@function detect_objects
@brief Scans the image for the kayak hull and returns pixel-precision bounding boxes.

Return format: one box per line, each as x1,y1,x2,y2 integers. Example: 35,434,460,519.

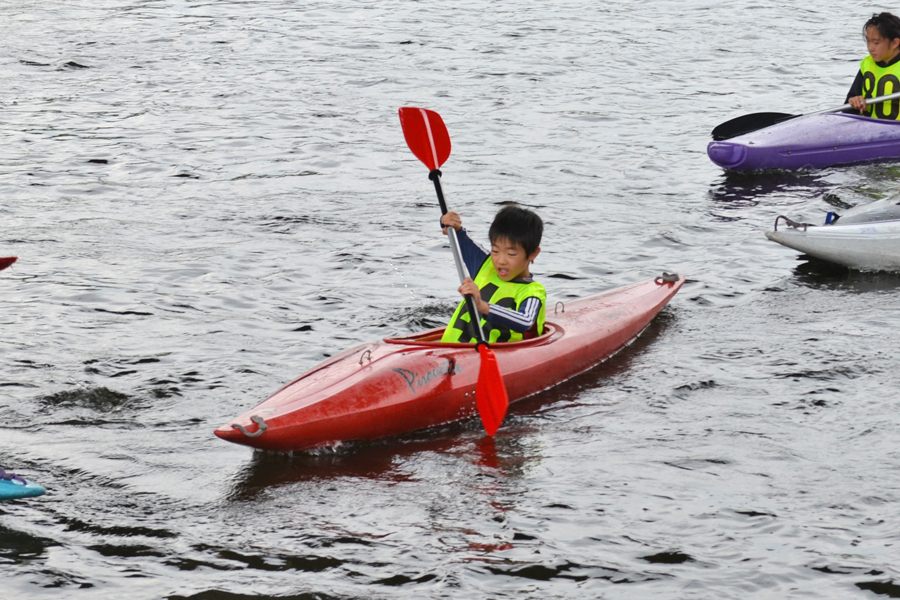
837,195,900,225
0,477,46,501
215,276,685,452
766,219,900,271
0,256,17,271
708,113,900,171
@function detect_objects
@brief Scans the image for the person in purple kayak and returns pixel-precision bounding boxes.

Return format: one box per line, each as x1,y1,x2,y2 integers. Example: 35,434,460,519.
847,12,900,119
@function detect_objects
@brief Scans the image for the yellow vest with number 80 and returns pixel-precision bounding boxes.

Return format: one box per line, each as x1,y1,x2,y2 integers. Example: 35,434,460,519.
860,55,900,119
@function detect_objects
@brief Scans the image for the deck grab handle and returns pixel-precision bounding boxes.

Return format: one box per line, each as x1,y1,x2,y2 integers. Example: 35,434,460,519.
232,415,268,438
359,349,373,365
655,273,680,284
774,215,811,232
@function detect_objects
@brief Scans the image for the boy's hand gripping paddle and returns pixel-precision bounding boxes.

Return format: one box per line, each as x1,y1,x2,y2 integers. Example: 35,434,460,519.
398,106,509,436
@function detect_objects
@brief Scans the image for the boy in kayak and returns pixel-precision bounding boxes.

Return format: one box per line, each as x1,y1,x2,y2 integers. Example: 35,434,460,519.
439,205,545,343
847,12,900,119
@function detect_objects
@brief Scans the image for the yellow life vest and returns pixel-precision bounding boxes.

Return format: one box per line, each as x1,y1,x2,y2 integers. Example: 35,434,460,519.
440,259,546,344
860,55,900,119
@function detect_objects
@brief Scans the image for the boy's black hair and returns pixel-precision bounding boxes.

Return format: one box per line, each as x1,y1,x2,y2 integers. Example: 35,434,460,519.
864,12,900,45
488,205,543,256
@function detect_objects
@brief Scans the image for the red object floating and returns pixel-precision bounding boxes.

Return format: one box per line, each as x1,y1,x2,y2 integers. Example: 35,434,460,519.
215,276,685,452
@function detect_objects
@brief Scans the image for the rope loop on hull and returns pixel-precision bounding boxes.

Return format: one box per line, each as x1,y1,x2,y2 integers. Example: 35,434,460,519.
655,273,680,284
232,415,268,438
773,215,812,232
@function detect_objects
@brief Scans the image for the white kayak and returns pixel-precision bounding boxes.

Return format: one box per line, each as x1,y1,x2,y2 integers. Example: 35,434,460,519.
766,196,900,271
837,195,900,225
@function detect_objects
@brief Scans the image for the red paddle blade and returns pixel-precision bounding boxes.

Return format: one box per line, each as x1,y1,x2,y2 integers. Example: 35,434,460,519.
398,107,451,170
475,345,509,436
0,256,17,272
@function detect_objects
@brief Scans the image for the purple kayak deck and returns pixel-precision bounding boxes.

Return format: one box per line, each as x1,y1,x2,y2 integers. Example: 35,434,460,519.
707,113,900,171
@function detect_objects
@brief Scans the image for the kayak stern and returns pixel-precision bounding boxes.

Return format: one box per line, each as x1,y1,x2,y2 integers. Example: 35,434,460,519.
707,142,748,169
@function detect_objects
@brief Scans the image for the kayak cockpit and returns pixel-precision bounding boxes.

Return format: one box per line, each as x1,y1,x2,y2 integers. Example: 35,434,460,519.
384,323,561,348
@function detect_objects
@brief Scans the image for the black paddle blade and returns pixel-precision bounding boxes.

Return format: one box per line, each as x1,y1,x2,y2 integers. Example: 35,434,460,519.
711,112,797,141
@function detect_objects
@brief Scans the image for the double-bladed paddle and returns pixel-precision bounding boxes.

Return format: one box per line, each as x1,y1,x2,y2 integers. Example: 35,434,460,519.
398,106,509,436
711,91,900,141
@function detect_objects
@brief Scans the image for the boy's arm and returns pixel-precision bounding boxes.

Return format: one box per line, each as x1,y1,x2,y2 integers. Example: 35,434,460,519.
455,279,541,333
454,228,489,278
484,297,542,333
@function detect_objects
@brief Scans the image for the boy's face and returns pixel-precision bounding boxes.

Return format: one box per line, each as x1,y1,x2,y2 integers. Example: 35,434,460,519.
490,237,540,282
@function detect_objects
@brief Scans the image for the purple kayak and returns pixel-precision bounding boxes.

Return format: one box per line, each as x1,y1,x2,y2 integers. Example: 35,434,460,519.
707,113,900,171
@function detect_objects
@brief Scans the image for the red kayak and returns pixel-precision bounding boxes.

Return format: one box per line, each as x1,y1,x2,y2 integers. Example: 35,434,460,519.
0,257,17,271
215,275,685,452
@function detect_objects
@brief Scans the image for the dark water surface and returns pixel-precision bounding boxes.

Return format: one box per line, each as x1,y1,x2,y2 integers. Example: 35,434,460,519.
3,1,900,598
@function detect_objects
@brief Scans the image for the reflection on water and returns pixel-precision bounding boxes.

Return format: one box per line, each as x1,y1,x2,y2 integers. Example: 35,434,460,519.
511,308,675,416
227,438,446,501
791,256,900,292
228,417,547,502
708,169,831,209
0,524,57,563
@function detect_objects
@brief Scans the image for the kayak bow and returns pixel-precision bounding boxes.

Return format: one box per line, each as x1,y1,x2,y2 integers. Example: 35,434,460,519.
708,113,900,171
766,206,900,272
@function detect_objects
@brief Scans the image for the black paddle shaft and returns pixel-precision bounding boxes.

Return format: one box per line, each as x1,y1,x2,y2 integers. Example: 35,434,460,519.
429,169,488,346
